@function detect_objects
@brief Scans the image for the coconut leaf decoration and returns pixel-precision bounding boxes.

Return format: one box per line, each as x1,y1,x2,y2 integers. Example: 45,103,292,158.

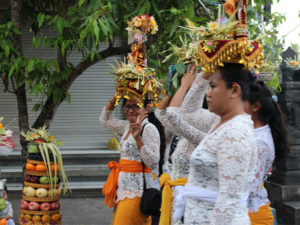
20,125,69,194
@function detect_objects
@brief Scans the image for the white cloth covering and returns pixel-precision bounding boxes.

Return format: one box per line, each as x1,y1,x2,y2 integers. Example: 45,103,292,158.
248,124,275,212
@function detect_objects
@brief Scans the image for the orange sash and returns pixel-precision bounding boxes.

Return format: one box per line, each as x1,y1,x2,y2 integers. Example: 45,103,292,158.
102,159,152,208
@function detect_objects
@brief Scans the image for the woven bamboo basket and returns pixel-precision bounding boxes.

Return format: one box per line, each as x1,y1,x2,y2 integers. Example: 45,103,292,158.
27,159,47,165
24,181,60,189
19,218,61,225
25,170,52,177
22,195,60,202
20,209,60,215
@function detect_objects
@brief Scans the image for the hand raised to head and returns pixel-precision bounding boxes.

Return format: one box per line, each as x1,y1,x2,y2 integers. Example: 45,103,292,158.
181,63,198,89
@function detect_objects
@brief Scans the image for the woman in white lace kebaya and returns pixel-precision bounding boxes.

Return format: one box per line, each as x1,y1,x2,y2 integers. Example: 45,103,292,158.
245,81,289,224
100,96,160,225
170,63,257,225
155,67,210,225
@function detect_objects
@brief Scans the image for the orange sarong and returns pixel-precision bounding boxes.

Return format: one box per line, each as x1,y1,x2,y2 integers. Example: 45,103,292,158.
249,203,274,225
102,159,152,208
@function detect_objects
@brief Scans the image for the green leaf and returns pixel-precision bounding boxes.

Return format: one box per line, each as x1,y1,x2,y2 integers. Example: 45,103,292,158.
54,60,60,73
151,2,161,18
79,0,85,8
98,18,108,36
61,41,66,56
90,51,95,61
4,45,10,58
57,18,63,34
12,28,21,35
32,103,42,112
27,59,35,72
38,14,45,28
67,93,71,104
93,20,100,43
8,65,15,78
175,61,185,74
52,88,63,103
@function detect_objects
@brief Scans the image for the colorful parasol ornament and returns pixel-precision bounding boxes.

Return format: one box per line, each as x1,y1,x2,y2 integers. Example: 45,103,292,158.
113,15,163,107
195,0,264,74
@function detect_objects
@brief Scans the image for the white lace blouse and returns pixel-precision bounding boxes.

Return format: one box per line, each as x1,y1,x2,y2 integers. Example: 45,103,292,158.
154,73,211,180
184,114,257,225
248,124,275,212
99,108,160,202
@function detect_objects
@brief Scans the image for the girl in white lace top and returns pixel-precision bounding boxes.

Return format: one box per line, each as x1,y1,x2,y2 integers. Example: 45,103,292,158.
100,96,160,225
245,81,289,224
170,63,257,225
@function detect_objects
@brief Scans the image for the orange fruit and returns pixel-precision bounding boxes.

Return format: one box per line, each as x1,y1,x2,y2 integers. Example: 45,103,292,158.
51,213,61,221
0,218,7,225
24,214,32,221
19,213,25,219
32,215,41,222
51,164,59,172
41,215,51,222
25,163,36,171
36,164,47,172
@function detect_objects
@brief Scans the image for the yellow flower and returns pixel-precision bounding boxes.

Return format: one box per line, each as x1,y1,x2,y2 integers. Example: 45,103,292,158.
0,123,2,128
50,136,54,142
134,20,142,27
290,61,297,66
207,21,217,29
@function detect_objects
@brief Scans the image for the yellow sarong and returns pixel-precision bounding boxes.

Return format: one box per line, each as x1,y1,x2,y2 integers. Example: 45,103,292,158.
159,173,188,225
111,197,151,225
249,203,274,225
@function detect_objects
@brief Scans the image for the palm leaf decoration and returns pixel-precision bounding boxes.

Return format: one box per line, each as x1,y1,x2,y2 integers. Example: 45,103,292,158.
20,125,69,194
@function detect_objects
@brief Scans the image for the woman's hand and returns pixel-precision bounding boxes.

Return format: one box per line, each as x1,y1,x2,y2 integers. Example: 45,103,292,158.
169,63,198,108
105,94,117,111
180,63,198,89
130,114,147,151
130,114,148,139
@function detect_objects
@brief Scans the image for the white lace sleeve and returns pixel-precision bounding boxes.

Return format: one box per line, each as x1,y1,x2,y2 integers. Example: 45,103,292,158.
211,128,255,225
140,124,160,169
250,139,274,195
163,129,173,174
166,107,218,145
154,109,180,135
179,72,209,113
99,107,127,134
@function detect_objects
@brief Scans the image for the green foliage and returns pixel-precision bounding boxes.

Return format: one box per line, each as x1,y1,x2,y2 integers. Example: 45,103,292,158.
0,0,286,113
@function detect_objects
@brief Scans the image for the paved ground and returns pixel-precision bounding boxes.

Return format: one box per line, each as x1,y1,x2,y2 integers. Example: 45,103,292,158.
10,197,113,225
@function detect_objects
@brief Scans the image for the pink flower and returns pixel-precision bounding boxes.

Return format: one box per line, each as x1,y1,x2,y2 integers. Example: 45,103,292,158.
134,33,143,42
208,41,213,46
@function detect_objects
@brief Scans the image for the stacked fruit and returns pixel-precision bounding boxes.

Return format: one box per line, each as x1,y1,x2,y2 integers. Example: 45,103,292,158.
20,156,61,225
0,180,7,225
19,126,68,225
19,154,62,225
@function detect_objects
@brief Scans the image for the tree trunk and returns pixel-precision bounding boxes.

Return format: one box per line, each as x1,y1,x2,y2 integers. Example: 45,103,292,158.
10,0,29,157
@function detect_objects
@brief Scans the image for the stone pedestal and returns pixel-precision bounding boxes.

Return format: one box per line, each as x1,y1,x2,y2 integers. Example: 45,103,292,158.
265,47,300,225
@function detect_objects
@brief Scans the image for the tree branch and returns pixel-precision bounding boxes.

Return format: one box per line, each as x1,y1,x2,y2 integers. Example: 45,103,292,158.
32,32,162,128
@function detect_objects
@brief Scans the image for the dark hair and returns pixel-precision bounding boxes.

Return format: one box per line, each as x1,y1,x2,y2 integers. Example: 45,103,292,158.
4,185,7,193
218,63,255,101
148,112,166,176
247,81,289,161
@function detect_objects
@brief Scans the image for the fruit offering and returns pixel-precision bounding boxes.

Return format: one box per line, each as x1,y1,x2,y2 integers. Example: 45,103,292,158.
19,126,67,225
